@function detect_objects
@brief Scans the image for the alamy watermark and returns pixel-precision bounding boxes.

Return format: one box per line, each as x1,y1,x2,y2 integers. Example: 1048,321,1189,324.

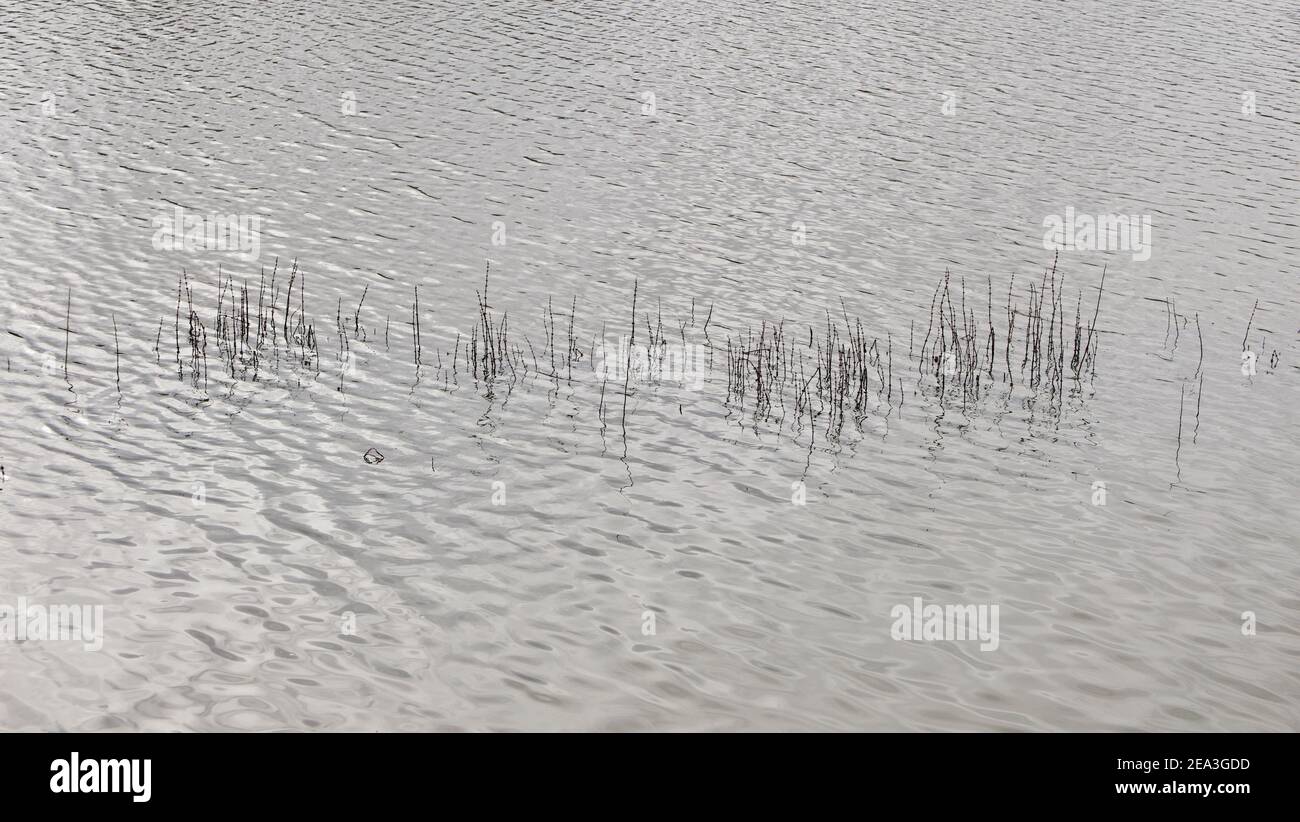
890,596,999,651
0,597,103,651
1042,207,1151,261
152,206,261,261
50,753,150,802
595,336,706,389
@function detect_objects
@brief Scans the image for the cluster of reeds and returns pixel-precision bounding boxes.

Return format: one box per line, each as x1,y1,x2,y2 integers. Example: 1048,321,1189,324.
467,264,521,384
161,260,319,388
130,257,1109,439
721,311,898,436
713,258,1106,437
918,256,1104,407
164,269,207,387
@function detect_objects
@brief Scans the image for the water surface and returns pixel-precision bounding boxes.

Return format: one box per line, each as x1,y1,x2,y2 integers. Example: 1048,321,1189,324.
0,0,1297,730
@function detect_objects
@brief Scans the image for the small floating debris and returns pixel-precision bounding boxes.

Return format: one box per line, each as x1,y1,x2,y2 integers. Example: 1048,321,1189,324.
363,448,385,464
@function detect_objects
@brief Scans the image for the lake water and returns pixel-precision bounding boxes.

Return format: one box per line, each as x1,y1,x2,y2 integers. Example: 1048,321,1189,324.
1,0,1297,730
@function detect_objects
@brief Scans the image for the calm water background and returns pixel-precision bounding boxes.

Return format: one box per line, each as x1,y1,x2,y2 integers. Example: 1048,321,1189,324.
1,0,1297,730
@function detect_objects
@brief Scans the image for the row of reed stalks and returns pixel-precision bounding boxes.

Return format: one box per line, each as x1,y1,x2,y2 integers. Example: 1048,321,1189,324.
138,257,1106,438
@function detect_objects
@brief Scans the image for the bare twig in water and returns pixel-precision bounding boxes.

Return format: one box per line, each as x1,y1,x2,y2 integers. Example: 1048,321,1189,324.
621,278,638,435
63,287,71,379
1194,312,1204,379
1193,372,1203,444
1241,299,1258,352
112,313,121,393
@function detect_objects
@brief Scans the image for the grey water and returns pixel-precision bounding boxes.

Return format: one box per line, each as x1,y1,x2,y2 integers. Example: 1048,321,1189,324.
0,0,1297,730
